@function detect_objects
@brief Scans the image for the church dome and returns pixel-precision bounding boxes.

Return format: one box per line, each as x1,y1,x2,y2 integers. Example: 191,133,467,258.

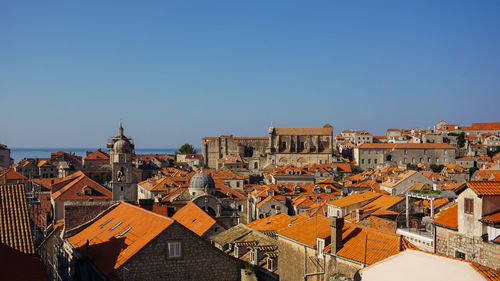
114,140,131,153
189,171,215,190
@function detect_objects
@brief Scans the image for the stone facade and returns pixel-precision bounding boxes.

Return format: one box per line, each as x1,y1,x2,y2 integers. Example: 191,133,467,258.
0,144,11,168
435,225,500,271
63,201,116,230
268,125,334,167
202,135,268,170
65,222,243,281
277,237,363,281
354,143,456,170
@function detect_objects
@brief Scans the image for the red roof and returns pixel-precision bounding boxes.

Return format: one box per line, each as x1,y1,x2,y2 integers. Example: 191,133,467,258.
433,204,458,230
0,168,27,182
466,181,500,196
84,150,109,160
67,202,175,275
172,202,227,236
51,171,112,201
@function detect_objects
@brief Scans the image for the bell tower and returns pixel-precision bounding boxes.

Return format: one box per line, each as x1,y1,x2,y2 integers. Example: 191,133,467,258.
107,121,137,201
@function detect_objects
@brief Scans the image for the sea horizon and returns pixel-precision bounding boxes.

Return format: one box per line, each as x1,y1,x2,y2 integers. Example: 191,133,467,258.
9,147,191,163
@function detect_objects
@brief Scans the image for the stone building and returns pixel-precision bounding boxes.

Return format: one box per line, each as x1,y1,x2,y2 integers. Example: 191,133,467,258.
159,170,250,226
0,144,12,168
202,124,335,172
202,135,268,170
107,121,137,201
433,181,500,271
353,143,456,170
267,124,334,166
62,202,242,281
276,216,414,280
82,149,111,184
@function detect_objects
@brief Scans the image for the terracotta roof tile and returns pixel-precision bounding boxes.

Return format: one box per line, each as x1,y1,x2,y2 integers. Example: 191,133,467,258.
246,213,292,231
329,191,382,208
466,181,500,196
67,202,174,275
432,203,458,230
51,171,112,201
172,202,226,236
84,150,110,160
481,211,500,224
278,216,413,265
0,184,35,254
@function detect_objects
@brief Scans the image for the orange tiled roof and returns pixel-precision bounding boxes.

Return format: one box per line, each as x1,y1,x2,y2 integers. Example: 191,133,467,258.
51,171,112,201
481,211,500,224
278,216,414,265
466,181,500,196
172,202,226,236
0,184,35,254
84,150,110,160
246,213,292,231
361,195,404,213
0,168,27,182
67,202,174,275
316,178,336,185
329,191,382,208
432,203,458,230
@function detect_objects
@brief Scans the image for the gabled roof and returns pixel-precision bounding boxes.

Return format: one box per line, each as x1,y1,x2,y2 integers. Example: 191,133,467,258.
0,184,34,254
172,202,227,237
51,171,112,201
67,202,175,275
0,168,27,182
84,150,110,160
432,203,458,230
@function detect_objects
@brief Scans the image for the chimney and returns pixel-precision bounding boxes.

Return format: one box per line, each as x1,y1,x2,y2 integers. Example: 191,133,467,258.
356,209,364,223
329,217,344,254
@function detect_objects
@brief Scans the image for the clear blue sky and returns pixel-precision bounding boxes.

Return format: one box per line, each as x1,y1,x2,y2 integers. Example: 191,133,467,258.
1,0,499,148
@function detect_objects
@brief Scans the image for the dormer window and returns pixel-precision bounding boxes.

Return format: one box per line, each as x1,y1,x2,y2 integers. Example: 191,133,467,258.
313,186,321,193
465,198,474,214
82,186,92,196
294,186,301,194
325,187,331,194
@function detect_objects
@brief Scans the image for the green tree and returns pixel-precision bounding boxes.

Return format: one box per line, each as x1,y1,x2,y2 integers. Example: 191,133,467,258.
469,166,479,177
176,143,198,154
457,132,466,148
430,164,445,173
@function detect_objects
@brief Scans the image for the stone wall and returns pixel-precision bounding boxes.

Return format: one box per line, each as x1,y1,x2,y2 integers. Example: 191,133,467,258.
64,201,115,231
277,237,363,281
435,226,500,271
112,222,243,281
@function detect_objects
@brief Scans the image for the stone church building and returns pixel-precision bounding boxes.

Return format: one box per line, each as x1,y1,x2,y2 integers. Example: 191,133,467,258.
202,123,334,170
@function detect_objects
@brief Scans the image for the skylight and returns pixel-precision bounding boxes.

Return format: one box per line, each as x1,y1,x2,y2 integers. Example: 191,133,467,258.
99,217,113,228
108,221,122,232
116,226,132,238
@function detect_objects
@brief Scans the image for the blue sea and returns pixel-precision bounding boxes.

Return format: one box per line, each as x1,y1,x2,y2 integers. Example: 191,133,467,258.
10,148,178,163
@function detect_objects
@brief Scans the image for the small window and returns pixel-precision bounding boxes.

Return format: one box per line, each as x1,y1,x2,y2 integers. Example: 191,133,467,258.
455,251,465,259
316,238,325,258
238,205,243,212
168,242,182,258
465,198,474,214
